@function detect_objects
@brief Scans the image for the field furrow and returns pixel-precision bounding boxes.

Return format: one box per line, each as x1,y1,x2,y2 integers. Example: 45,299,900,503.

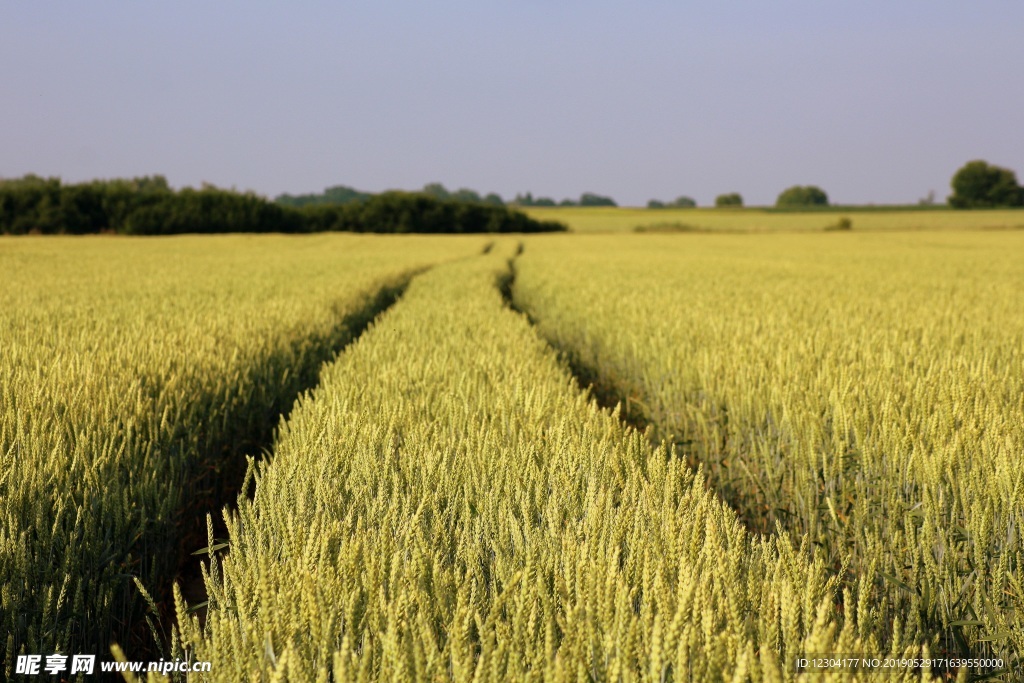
511,232,1024,675
176,244,927,682
0,234,483,671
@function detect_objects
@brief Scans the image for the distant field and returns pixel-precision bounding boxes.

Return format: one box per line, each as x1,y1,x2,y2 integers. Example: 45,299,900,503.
522,205,1024,233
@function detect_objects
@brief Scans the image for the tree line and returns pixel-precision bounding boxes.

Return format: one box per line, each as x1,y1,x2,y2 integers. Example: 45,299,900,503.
298,191,565,234
650,160,1024,209
0,176,566,235
511,191,617,207
4,159,1018,236
278,183,620,209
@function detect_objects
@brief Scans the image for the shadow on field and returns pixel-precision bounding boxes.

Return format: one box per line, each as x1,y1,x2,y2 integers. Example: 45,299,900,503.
497,246,650,435
498,248,798,541
497,248,772,540
150,270,423,657
498,251,1005,673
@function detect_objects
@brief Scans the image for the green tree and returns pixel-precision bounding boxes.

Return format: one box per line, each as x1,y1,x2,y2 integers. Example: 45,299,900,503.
451,188,482,203
275,185,370,207
579,192,616,207
948,160,1024,208
776,185,829,207
647,199,666,209
671,196,697,208
715,193,743,207
421,183,451,200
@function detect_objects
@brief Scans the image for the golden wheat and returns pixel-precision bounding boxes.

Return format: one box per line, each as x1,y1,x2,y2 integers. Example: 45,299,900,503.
513,231,1024,676
175,242,926,681
0,233,482,676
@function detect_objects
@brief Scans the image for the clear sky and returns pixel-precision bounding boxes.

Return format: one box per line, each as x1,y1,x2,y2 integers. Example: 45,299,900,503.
3,2,1022,207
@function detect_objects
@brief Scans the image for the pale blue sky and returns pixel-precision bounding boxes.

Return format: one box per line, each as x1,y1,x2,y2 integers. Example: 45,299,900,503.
2,2,1022,206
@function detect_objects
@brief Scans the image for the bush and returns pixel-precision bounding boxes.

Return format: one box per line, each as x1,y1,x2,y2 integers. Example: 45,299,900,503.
776,185,829,208
634,222,701,233
579,192,617,207
715,193,743,207
648,196,696,209
824,217,853,231
948,160,1024,208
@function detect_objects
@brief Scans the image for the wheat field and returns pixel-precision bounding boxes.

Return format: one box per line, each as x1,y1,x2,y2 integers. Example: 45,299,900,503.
174,243,924,681
0,234,483,677
513,231,1024,677
2,230,1018,681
